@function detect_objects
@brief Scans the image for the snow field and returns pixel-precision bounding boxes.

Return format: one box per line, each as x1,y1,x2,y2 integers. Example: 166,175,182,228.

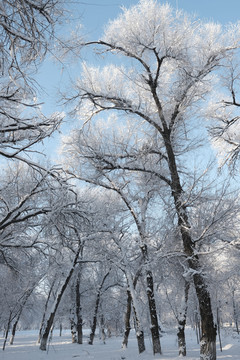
0,328,239,360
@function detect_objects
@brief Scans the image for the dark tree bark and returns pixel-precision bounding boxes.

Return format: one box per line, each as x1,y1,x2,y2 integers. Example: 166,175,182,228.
3,287,34,349
122,271,140,349
176,281,190,356
88,270,110,345
216,305,222,352
9,288,34,345
38,278,56,344
132,303,145,354
75,273,83,344
40,246,81,351
136,331,145,354
126,269,146,354
232,289,239,334
177,324,186,356
9,320,18,346
2,312,12,351
163,131,217,360
122,289,132,349
119,193,162,355
145,267,162,355
100,314,106,344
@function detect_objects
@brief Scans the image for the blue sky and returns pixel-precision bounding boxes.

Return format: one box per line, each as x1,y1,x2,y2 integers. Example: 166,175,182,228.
40,0,240,104
80,0,240,34
37,0,240,159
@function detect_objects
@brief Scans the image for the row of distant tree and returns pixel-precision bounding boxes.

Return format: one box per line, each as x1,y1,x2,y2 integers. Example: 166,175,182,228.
1,1,240,359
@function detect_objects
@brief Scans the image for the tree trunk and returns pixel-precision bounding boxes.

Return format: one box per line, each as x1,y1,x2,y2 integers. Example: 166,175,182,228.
139,241,162,354
194,309,201,344
10,288,34,345
100,314,106,344
193,268,216,360
177,281,189,356
40,247,81,351
232,289,239,334
163,133,217,360
122,289,132,348
59,323,62,336
38,279,56,344
136,330,145,354
129,284,145,353
9,318,18,345
75,271,83,344
119,192,161,354
70,312,77,343
88,293,100,345
145,267,162,355
132,304,145,354
2,312,12,351
216,306,222,352
88,270,110,345
40,311,55,351
177,322,187,356
124,267,146,354
122,271,140,349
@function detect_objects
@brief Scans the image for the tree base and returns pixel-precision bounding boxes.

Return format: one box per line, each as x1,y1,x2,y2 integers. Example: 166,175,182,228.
200,338,216,360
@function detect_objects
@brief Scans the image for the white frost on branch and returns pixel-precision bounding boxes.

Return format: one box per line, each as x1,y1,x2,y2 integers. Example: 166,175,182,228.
205,90,240,165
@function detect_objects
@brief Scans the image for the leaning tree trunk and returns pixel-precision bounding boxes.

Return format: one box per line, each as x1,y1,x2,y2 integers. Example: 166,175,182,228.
89,270,110,345
9,311,23,346
9,320,18,346
40,246,81,351
10,288,34,345
38,278,56,344
2,312,12,351
164,134,217,360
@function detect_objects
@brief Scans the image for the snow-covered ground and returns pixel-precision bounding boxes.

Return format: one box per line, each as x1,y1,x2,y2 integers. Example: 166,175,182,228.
0,328,239,360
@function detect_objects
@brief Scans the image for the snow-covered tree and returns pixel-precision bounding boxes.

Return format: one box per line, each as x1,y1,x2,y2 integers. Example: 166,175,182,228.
62,1,240,359
61,121,165,353
207,55,240,167
0,0,64,165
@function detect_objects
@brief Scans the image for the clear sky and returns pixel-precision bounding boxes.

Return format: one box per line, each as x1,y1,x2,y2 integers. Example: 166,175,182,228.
36,0,240,159
80,0,240,35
